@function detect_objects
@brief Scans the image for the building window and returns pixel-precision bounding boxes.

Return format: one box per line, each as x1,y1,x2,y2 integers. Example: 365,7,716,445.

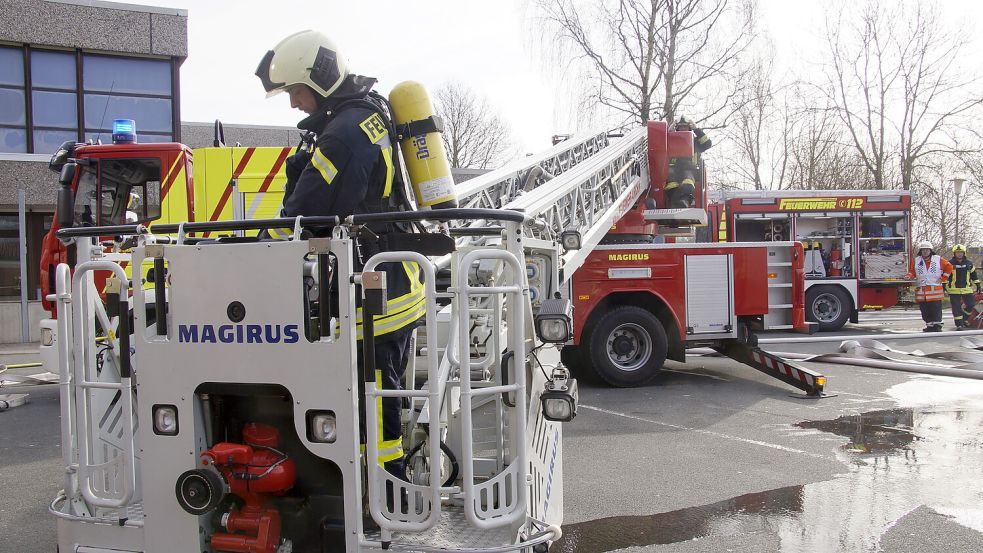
31,50,79,154
0,215,21,298
0,46,177,154
0,213,53,301
0,47,27,153
83,54,173,143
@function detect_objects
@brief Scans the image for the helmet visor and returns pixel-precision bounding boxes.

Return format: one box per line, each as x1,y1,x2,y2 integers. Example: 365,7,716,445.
255,50,287,97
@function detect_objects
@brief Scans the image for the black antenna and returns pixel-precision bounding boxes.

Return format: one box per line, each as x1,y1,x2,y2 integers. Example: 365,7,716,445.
94,80,116,144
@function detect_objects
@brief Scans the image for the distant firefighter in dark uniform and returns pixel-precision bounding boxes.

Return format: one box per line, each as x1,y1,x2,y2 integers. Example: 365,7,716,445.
666,117,712,209
946,244,980,330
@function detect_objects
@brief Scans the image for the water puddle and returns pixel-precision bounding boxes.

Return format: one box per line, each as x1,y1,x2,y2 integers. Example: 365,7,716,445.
554,407,983,552
553,485,804,552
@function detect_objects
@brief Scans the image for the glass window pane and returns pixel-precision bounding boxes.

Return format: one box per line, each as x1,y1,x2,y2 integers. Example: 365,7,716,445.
0,217,18,231
0,48,24,86
83,56,171,95
31,50,76,90
84,132,172,145
84,94,171,132
0,128,27,153
34,130,79,155
32,90,77,128
0,243,21,297
0,215,20,298
132,133,172,143
0,88,26,125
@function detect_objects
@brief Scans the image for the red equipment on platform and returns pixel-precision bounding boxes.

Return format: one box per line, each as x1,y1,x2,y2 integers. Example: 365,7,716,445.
177,423,296,553
829,244,843,277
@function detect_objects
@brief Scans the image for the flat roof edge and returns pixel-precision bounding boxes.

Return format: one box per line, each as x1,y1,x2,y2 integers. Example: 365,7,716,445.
44,0,188,17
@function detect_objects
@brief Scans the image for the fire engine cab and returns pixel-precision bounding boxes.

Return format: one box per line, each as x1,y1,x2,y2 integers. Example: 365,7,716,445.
40,119,292,315
705,190,914,331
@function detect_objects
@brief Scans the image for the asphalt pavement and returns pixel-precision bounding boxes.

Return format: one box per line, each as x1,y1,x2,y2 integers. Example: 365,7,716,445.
556,316,983,553
4,314,983,552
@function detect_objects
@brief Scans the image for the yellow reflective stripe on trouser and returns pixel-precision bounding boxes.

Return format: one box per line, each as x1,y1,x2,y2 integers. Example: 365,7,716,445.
376,369,403,465
354,262,425,338
311,148,339,184
270,227,292,239
356,298,426,340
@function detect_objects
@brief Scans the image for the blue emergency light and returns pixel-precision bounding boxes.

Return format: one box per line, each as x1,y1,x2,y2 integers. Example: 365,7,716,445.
112,119,137,144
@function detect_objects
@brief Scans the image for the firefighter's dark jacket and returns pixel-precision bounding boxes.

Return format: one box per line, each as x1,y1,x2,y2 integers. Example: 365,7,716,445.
947,256,980,295
282,100,424,340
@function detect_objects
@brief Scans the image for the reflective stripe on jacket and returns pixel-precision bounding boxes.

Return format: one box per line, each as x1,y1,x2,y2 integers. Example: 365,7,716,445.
915,255,953,303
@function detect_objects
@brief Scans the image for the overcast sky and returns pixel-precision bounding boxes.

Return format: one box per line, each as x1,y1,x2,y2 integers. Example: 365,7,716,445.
147,0,983,154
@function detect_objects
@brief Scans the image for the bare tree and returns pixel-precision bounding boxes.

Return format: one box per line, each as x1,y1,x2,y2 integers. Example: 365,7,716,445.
822,2,983,190
822,5,900,189
432,82,514,170
533,0,756,127
721,56,790,190
897,4,983,190
783,105,874,191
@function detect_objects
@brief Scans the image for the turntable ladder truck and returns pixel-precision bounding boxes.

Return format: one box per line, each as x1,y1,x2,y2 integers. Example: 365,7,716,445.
46,122,825,553
443,122,827,393
44,128,645,553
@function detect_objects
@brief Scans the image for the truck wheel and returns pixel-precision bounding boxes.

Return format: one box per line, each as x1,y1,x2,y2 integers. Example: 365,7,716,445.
806,285,851,331
588,306,667,387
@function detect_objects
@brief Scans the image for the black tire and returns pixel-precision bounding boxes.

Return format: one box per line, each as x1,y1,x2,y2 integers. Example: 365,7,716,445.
805,285,852,332
588,306,668,387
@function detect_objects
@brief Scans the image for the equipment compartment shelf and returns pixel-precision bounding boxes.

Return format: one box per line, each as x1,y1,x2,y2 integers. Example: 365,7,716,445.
859,237,905,241
797,235,852,239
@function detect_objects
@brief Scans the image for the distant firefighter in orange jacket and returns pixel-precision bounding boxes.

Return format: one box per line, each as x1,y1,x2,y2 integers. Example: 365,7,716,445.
914,241,953,332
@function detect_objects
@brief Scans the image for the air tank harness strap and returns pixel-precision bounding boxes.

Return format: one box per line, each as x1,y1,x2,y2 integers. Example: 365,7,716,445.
395,115,444,140
356,226,456,260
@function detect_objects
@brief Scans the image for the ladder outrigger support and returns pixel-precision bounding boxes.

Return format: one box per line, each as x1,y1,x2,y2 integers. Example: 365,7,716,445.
714,340,827,397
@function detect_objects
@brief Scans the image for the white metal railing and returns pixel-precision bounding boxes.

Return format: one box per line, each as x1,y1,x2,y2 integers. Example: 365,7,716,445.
55,264,77,502
70,260,137,509
454,249,528,530
363,252,443,537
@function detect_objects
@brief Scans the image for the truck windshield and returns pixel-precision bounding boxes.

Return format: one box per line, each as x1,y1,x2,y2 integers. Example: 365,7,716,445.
74,158,163,226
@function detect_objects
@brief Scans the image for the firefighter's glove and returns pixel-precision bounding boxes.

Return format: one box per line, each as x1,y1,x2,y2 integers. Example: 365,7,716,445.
285,149,312,184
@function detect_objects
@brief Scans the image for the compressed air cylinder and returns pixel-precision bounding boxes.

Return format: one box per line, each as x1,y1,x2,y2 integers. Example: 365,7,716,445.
388,81,458,209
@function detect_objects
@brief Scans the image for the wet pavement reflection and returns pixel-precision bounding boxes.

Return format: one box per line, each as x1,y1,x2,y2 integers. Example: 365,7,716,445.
554,408,983,552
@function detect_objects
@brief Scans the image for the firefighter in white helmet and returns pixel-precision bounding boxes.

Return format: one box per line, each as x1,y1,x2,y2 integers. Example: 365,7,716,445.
256,30,424,479
914,241,953,332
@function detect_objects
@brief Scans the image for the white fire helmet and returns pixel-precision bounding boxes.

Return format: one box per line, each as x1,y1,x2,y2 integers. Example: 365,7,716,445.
256,30,349,99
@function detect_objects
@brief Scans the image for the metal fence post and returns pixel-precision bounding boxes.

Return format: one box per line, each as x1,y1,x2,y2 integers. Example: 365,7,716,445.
18,189,29,342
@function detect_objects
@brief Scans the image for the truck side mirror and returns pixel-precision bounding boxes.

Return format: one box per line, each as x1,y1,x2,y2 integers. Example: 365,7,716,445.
57,183,75,229
57,161,77,228
59,161,77,186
